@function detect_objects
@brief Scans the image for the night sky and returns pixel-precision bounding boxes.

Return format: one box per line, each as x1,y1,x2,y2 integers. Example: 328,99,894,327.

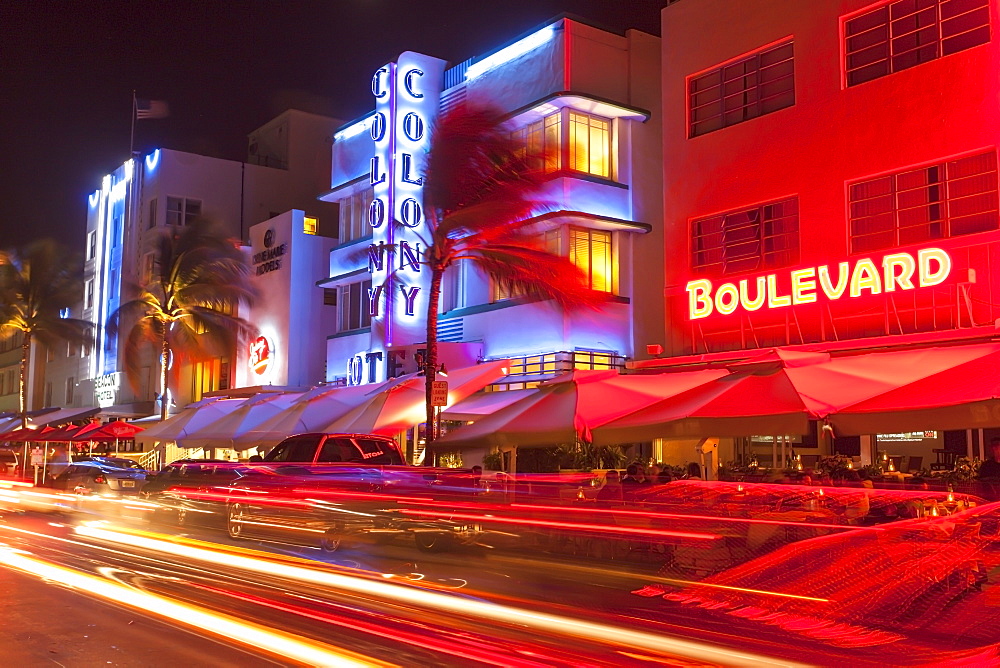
1,0,664,249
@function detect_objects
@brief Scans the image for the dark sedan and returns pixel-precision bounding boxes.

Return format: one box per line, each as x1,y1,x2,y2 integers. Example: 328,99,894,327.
51,460,147,496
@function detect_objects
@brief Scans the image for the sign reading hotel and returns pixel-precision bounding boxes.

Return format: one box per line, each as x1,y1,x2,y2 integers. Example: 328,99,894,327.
353,52,445,385
686,247,952,320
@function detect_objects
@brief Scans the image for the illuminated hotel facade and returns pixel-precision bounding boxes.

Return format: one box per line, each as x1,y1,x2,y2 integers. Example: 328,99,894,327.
58,110,339,417
646,0,997,463
320,17,663,392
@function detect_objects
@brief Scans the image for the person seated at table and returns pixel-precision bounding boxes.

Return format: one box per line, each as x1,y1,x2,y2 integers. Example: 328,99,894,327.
685,462,702,480
978,437,1000,481
621,464,650,500
596,469,623,504
657,466,674,484
647,463,663,485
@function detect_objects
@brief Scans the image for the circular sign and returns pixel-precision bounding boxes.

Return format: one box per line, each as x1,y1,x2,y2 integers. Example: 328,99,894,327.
263,229,275,248
249,336,272,376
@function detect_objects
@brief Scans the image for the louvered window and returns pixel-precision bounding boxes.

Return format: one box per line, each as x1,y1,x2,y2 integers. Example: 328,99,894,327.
691,198,799,275
337,279,373,332
849,150,999,253
845,0,991,87
689,40,795,137
570,228,613,292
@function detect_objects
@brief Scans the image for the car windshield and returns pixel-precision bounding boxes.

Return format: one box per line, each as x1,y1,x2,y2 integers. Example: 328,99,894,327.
263,436,318,462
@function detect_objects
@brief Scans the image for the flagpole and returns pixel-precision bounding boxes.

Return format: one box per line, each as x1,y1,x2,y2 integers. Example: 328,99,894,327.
129,90,137,156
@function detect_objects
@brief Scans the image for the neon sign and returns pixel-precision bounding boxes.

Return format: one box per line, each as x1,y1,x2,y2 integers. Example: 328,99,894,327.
686,247,952,320
354,51,444,385
249,336,273,377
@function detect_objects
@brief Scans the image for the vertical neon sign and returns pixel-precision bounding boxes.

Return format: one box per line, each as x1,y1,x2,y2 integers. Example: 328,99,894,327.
355,52,444,385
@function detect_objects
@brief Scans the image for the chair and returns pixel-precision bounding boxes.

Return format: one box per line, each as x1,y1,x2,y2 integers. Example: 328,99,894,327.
906,456,922,473
931,449,958,470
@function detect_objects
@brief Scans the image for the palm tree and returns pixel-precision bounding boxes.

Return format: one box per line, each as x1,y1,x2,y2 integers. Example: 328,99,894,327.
0,240,92,428
108,219,256,421
419,105,604,450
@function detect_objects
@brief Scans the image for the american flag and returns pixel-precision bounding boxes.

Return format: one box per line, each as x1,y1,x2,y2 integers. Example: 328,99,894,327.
135,98,169,120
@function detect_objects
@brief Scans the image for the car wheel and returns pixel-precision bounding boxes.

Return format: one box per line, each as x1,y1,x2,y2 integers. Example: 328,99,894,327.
415,531,451,553
319,523,346,553
227,503,247,539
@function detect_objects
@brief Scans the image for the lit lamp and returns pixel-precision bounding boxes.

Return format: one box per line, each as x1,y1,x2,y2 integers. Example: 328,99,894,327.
888,461,896,472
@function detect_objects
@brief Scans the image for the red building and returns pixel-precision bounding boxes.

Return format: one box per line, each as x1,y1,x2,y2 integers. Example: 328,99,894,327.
649,0,997,464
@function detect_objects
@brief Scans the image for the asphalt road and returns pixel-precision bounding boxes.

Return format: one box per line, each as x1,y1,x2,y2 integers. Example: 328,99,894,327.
0,504,996,667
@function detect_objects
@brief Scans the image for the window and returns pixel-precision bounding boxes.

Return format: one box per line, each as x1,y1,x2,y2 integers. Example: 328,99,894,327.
845,0,990,87
218,359,231,391
141,253,155,284
339,189,374,243
689,40,795,137
570,228,613,292
323,288,337,306
88,231,97,260
849,150,998,253
67,340,75,357
568,112,610,178
65,377,75,405
148,198,157,229
44,382,52,408
46,345,55,362
512,109,611,178
0,373,5,396
303,216,318,235
112,214,121,247
166,197,201,226
337,279,372,332
492,230,560,302
691,197,800,275
85,280,94,309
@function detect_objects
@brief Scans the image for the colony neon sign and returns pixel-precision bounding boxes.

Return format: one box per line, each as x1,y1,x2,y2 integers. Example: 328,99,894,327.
686,247,952,320
353,52,444,384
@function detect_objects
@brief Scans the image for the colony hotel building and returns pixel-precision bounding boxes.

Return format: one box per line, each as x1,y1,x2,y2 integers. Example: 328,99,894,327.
646,0,997,465
320,16,663,393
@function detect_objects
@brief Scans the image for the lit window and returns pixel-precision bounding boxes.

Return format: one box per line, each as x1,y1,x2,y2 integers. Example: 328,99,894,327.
570,228,613,292
337,279,373,332
339,189,374,243
569,112,610,178
691,197,799,275
849,150,998,253
304,216,318,235
166,197,201,226
491,230,561,302
689,40,795,137
845,0,990,87
512,109,611,179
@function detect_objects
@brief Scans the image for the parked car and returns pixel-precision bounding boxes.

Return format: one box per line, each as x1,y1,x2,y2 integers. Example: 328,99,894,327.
142,459,243,526
50,460,147,496
0,449,19,476
226,433,481,552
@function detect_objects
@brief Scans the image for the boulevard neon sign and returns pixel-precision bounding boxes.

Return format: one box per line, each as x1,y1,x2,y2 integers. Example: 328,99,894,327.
686,247,952,320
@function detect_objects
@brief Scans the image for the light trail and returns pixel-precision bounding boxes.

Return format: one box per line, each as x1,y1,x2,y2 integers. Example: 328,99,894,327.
76,523,806,667
0,545,392,667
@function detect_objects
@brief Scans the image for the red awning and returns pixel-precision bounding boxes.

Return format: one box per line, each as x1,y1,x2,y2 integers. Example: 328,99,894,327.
71,420,144,442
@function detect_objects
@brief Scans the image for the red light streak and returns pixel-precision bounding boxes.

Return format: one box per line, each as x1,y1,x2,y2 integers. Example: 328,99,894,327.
396,509,721,541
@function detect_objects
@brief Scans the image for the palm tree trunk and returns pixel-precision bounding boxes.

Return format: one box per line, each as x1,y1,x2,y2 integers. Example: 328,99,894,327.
423,267,444,465
19,331,31,429
160,333,169,422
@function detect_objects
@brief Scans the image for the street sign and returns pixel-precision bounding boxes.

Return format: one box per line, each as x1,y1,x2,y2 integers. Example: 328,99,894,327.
30,448,43,466
430,380,449,406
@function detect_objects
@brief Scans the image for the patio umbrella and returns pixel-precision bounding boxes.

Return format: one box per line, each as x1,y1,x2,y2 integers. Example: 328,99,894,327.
181,392,304,449
433,367,728,449
321,359,512,436
827,342,1000,435
71,420,145,441
236,384,389,448
141,397,248,443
